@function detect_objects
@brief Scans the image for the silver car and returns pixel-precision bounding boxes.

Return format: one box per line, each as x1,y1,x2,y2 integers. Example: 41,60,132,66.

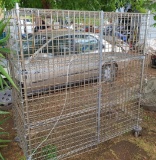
15,33,130,95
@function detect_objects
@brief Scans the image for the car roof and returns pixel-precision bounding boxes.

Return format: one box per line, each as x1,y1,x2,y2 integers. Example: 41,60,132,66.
33,28,100,39
74,38,97,44
53,32,99,39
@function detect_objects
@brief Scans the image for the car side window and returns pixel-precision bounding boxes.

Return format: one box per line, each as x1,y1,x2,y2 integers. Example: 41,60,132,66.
34,35,40,45
53,36,72,55
35,35,45,45
75,35,99,53
74,35,85,39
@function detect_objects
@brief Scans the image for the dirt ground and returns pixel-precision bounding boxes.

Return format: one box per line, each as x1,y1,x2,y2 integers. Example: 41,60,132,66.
68,109,156,160
0,108,156,160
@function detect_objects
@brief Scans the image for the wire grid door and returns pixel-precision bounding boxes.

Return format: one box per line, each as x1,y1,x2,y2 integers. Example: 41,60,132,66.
140,13,156,110
6,6,149,160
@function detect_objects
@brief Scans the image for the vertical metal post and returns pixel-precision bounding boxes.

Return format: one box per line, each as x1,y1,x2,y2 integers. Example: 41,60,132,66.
112,18,116,54
15,3,31,158
137,11,150,128
15,3,29,118
97,11,104,143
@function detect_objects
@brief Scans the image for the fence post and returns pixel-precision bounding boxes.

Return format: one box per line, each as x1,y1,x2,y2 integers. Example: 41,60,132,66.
134,11,151,135
15,2,31,158
97,10,104,143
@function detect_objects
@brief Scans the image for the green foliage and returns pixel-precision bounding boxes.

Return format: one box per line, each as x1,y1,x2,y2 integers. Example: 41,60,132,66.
0,0,20,10
42,145,57,160
0,18,18,91
0,19,18,160
0,153,5,160
0,0,156,13
19,156,26,160
0,110,11,160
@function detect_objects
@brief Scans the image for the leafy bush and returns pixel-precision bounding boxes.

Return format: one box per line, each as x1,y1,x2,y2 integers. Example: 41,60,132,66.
0,15,18,160
0,18,18,91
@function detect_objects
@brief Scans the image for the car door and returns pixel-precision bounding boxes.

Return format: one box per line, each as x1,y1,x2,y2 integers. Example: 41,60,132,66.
68,34,100,83
39,34,100,87
24,34,100,94
26,35,73,91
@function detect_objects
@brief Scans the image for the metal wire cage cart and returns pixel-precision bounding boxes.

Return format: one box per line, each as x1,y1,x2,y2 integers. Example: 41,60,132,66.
5,4,149,160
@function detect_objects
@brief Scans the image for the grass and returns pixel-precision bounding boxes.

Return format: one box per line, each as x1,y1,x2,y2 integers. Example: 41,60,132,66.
42,144,57,160
129,138,156,160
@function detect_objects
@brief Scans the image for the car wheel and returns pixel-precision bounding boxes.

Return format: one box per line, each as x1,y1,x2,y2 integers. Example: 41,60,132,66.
101,63,117,82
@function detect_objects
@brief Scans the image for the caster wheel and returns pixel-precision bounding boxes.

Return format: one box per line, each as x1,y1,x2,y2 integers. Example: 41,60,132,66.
101,63,118,82
14,136,22,149
134,131,139,137
133,126,142,137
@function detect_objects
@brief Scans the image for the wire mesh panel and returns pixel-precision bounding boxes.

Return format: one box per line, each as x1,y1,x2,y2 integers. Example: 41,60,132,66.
5,5,149,160
139,13,156,110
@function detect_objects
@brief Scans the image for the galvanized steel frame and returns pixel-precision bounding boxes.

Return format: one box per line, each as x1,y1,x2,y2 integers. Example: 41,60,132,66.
5,4,150,160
